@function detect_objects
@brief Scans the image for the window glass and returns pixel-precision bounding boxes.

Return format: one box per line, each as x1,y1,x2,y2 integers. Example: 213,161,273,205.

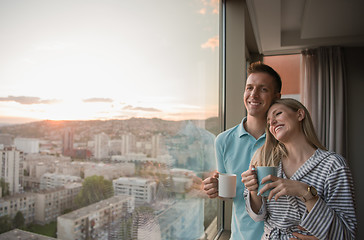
0,0,220,239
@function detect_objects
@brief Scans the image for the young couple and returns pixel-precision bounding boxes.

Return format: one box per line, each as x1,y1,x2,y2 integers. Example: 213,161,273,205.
203,62,357,239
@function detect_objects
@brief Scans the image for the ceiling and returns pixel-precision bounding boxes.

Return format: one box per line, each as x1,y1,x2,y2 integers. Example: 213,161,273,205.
246,0,364,55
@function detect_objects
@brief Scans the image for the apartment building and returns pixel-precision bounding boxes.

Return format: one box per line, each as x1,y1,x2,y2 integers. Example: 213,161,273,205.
23,154,72,179
14,138,39,154
113,177,157,206
40,173,81,190
0,192,36,224
57,195,134,240
151,134,165,158
111,153,175,167
55,162,83,177
62,127,74,156
94,133,109,159
34,183,82,224
0,146,23,195
84,163,135,180
120,134,136,155
22,176,41,190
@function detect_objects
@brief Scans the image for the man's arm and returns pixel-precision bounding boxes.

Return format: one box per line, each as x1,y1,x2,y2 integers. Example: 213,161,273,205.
202,171,219,198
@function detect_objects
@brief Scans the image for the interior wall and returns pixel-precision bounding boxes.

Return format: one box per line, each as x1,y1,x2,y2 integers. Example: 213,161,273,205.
344,46,364,239
223,0,247,232
225,0,246,130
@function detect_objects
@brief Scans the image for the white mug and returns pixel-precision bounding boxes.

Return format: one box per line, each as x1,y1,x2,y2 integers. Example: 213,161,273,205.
218,173,236,198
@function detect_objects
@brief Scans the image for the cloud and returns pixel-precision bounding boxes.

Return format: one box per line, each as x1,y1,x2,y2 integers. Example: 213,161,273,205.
201,36,219,51
83,98,114,103
199,8,207,14
122,105,161,112
198,0,219,14
0,96,59,105
210,0,219,14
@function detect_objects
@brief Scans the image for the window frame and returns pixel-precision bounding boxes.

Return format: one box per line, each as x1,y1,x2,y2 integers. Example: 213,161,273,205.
215,0,253,239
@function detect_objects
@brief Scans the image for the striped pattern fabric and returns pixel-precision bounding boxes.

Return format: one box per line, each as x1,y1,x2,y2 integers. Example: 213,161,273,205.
244,149,357,239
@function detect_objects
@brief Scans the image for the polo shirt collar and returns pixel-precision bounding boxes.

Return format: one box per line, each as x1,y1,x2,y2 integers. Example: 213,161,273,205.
238,117,249,137
237,117,266,140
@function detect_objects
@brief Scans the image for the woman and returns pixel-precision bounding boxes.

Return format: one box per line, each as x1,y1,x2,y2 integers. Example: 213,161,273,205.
241,98,357,239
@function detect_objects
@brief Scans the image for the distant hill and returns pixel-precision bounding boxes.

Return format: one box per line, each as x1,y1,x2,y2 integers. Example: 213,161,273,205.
0,117,220,142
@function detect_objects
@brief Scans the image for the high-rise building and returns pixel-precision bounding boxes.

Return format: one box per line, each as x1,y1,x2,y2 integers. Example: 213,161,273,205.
108,139,122,155
151,134,165,158
62,128,74,156
14,138,39,154
121,134,135,155
0,146,23,195
94,133,109,159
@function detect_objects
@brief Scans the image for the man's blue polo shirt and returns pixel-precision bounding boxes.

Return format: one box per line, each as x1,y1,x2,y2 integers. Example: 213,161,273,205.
215,117,265,240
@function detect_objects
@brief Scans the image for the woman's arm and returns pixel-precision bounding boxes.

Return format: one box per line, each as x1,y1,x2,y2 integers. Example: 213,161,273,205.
300,165,357,240
250,188,263,213
243,188,266,222
260,164,356,239
242,165,265,221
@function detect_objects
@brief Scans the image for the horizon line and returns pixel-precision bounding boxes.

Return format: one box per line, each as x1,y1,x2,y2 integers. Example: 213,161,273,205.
0,116,220,126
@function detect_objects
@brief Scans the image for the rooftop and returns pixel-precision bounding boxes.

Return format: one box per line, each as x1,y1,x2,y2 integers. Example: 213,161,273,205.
58,195,133,220
0,229,56,240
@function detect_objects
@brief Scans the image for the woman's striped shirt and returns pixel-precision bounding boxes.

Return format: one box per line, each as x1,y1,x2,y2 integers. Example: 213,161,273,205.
244,149,357,239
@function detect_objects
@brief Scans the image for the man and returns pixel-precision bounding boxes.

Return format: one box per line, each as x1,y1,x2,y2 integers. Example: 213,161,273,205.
203,62,281,239
203,62,318,240
166,121,217,240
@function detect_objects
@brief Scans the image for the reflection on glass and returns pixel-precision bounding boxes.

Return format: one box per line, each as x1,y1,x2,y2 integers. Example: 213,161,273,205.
0,0,220,239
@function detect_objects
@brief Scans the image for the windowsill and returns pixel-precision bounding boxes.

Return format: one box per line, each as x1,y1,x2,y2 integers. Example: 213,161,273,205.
204,217,231,240
217,230,231,240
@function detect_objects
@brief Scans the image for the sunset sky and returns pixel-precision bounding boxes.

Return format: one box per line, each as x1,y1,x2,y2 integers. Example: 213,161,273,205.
0,0,219,124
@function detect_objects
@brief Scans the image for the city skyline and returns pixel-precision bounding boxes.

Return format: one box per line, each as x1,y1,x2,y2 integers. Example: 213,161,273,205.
0,110,218,239
0,0,219,125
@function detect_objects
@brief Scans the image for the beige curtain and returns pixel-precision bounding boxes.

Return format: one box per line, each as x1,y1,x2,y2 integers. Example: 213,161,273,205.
301,47,347,157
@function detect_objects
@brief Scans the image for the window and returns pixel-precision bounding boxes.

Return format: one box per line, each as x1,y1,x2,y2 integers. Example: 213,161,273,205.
0,0,221,239
263,54,301,100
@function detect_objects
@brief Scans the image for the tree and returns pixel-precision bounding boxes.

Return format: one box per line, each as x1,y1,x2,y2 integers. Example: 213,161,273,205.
62,208,73,214
0,215,12,234
80,170,85,179
0,178,10,197
75,175,114,207
13,211,25,229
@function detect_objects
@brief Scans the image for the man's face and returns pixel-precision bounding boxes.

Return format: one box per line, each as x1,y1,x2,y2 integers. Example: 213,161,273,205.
243,72,280,118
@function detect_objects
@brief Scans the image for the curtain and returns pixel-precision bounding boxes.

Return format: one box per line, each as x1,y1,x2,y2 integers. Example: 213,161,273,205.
301,47,347,158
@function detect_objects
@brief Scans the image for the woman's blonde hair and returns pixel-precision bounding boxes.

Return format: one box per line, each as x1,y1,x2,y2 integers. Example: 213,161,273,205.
252,98,327,167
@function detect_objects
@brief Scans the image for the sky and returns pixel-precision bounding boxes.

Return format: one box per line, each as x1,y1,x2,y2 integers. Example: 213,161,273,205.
0,0,219,124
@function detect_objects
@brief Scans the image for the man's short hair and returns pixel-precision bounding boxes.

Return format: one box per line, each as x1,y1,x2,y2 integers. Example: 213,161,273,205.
247,62,282,93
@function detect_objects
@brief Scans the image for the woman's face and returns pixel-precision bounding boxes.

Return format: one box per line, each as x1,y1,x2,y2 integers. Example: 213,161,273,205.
267,103,303,143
